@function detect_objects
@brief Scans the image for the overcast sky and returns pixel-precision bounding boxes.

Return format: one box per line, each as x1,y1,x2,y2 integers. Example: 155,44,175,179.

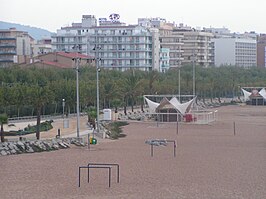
1,0,265,33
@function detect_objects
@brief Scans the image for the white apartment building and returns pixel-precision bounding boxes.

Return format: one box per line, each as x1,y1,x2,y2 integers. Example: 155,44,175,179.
88,24,159,71
51,15,97,54
52,15,160,71
212,37,257,67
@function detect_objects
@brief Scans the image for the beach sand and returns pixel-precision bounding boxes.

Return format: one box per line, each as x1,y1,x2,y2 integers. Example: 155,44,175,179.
1,105,266,199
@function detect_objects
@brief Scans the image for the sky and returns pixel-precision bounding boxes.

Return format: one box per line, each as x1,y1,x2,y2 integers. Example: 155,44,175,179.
1,0,266,33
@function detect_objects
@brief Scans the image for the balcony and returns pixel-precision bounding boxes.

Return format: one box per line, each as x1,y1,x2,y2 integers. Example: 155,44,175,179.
0,37,16,40
0,51,16,55
0,44,16,47
0,59,13,62
100,64,152,68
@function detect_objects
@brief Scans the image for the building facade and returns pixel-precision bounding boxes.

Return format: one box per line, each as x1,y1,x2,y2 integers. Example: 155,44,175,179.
88,24,158,71
138,18,184,68
174,29,213,67
51,15,97,54
51,15,262,71
0,28,33,66
52,15,159,71
139,19,213,68
257,34,266,68
159,29,184,68
32,38,53,57
159,48,170,72
212,37,257,67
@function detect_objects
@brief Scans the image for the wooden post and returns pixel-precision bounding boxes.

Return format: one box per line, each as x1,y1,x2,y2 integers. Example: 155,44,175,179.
233,121,236,136
176,120,179,135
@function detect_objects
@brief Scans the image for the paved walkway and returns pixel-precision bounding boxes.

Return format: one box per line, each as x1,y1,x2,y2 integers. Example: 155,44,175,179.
5,116,98,141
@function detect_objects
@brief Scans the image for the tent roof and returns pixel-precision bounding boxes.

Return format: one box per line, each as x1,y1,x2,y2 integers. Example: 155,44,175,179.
241,88,266,101
144,97,160,113
145,96,196,116
156,97,177,111
259,88,266,99
241,88,251,101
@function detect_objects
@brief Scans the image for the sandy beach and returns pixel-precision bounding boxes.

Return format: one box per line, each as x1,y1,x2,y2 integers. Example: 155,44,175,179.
0,105,266,199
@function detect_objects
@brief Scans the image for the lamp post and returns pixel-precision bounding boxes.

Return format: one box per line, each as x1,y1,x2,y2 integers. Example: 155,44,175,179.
192,49,196,97
92,31,101,133
96,66,100,133
73,57,80,138
178,67,181,101
62,99,65,119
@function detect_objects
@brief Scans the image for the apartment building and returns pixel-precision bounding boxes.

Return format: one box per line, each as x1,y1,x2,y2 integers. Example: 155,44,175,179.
159,48,170,72
52,15,261,71
139,18,183,69
159,29,184,68
51,15,97,54
0,28,33,66
32,38,52,57
173,27,214,67
139,18,213,68
88,24,159,71
257,34,266,68
212,37,257,67
52,15,160,71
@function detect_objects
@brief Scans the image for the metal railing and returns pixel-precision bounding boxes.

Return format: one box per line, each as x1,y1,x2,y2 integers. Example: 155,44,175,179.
78,163,120,187
145,139,177,157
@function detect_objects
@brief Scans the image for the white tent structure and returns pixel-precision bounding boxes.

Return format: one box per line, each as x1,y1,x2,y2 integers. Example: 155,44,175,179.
144,95,217,124
144,96,196,116
241,88,252,101
144,97,160,113
259,88,266,100
241,87,266,105
170,97,195,115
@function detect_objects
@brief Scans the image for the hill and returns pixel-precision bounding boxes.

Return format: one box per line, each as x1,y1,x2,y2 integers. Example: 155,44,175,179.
0,21,53,40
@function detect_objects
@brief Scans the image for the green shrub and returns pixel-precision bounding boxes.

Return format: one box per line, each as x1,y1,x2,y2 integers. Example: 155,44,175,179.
105,121,128,139
5,120,53,136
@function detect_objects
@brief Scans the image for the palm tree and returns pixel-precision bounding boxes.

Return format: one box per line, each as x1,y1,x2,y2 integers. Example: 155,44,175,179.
122,70,143,112
27,84,54,140
0,114,8,142
111,98,122,114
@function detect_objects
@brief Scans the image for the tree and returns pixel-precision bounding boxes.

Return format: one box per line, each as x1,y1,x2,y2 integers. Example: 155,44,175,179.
111,98,122,113
122,70,143,112
87,107,97,129
136,95,145,112
142,71,159,95
0,113,8,142
27,84,54,140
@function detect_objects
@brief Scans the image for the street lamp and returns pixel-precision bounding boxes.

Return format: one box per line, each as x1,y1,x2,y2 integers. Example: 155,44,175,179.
62,99,65,119
192,49,196,97
178,67,181,101
96,67,100,133
73,57,81,137
93,31,101,133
